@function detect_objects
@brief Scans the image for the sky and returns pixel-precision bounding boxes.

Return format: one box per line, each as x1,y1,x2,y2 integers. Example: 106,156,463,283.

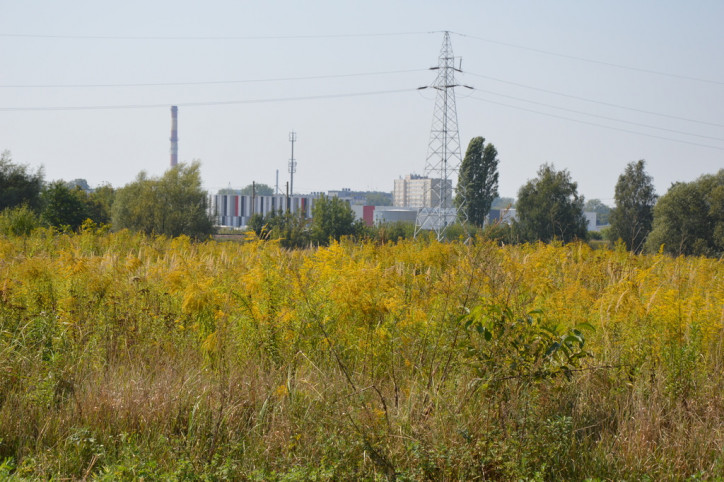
1,1,722,203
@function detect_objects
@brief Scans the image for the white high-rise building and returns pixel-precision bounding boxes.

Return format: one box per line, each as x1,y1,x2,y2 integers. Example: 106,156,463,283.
393,175,453,208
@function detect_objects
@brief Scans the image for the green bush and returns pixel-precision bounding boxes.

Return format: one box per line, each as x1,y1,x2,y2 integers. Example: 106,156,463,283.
0,205,40,236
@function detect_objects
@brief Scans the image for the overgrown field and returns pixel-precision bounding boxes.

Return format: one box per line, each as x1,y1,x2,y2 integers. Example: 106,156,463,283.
0,230,722,480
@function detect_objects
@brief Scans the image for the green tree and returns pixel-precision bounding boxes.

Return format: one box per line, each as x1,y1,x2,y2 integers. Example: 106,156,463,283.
111,172,156,234
492,197,515,209
40,182,89,230
374,221,415,242
217,187,241,195
515,164,587,243
645,169,724,257
456,137,500,227
41,180,114,230
0,204,40,236
365,192,392,206
249,210,310,248
0,150,44,212
608,160,657,253
310,195,357,245
584,199,611,226
85,184,115,225
112,162,215,238
241,183,274,196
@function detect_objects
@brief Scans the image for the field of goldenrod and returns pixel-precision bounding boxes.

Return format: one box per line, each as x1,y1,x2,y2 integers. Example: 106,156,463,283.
0,229,722,479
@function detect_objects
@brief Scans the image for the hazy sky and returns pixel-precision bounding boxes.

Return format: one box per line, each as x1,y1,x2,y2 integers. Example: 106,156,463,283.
1,1,722,202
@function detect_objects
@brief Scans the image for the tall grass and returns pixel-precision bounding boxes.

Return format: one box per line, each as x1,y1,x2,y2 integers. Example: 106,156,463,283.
0,228,722,479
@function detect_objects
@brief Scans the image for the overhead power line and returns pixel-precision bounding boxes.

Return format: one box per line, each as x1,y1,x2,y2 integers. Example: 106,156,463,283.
6,27,721,86
0,88,416,112
465,71,724,128
469,86,724,143
0,68,426,89
452,32,724,86
470,95,724,151
0,31,434,41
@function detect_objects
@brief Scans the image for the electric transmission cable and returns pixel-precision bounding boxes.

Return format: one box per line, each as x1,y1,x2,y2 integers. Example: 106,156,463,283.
0,31,435,40
0,69,427,89
465,71,724,128
452,31,724,86
469,95,724,151
469,87,724,143
0,88,417,112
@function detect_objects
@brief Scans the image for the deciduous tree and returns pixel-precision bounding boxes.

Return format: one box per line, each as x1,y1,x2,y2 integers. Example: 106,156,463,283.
249,210,310,248
241,183,274,196
584,199,611,226
85,184,115,225
0,150,44,212
40,182,88,230
515,164,587,243
310,195,357,245
112,162,214,238
645,169,724,257
609,160,657,253
365,192,392,206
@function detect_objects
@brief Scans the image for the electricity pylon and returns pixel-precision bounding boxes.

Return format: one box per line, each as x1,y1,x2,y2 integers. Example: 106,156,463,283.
414,31,470,240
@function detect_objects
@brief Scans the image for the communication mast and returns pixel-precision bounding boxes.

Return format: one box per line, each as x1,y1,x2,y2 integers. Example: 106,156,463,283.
170,106,179,167
414,31,469,240
288,131,297,196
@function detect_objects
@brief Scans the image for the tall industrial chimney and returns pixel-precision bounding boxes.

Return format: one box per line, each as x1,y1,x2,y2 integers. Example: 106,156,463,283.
170,105,178,167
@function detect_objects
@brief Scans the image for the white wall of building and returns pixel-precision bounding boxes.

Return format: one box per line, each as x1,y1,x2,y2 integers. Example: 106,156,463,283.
393,175,452,208
213,194,318,227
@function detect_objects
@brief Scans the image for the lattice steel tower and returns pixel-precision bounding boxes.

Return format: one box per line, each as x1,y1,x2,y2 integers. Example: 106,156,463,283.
414,31,468,240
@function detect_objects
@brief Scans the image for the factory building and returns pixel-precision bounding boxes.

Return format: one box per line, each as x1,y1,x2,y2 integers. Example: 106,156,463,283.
213,193,319,228
350,205,418,226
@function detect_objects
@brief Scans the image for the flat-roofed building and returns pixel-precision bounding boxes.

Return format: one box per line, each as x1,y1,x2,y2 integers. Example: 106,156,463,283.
393,174,452,208
213,193,318,227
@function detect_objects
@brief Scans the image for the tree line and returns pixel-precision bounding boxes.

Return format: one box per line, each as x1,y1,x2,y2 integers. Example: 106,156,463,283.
0,151,213,238
0,151,371,245
454,136,723,257
1,146,722,257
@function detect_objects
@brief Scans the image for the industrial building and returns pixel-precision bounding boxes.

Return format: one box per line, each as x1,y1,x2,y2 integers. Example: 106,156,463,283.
213,193,318,228
351,205,419,226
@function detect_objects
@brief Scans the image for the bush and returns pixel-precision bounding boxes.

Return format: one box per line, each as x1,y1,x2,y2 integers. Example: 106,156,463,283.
588,230,603,241
0,205,40,236
374,221,415,243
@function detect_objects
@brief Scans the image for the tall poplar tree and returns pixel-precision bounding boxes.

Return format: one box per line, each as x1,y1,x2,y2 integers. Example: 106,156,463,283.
455,137,499,226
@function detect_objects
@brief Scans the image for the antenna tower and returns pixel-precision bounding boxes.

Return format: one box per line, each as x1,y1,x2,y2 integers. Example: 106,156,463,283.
170,106,179,167
414,31,468,240
288,131,297,196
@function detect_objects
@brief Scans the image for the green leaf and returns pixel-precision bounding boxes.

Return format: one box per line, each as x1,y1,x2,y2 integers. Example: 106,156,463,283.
545,342,561,357
574,322,596,332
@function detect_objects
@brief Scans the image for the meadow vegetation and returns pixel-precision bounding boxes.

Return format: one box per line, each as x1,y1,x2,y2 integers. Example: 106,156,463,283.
0,228,722,479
